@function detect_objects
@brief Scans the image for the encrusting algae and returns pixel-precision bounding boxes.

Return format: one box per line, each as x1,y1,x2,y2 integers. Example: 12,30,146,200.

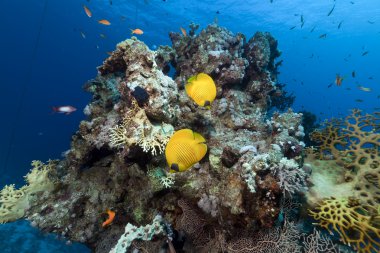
1,23,378,253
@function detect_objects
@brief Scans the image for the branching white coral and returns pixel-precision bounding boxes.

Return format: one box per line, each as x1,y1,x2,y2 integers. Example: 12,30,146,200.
108,100,173,155
159,174,175,188
137,124,172,156
109,214,166,253
275,158,307,197
148,167,175,189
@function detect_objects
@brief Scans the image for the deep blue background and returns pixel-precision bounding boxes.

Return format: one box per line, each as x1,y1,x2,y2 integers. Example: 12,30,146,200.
0,0,379,251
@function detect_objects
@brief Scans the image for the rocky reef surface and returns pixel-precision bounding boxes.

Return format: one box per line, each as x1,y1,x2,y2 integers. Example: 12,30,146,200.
2,24,377,253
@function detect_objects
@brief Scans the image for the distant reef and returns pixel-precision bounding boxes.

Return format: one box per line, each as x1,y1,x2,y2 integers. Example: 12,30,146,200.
2,24,378,253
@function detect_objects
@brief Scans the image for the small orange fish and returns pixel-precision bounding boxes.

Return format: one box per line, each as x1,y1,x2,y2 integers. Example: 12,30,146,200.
131,28,143,35
106,51,113,55
180,27,187,36
335,74,344,86
98,19,111,25
83,5,92,18
102,209,115,227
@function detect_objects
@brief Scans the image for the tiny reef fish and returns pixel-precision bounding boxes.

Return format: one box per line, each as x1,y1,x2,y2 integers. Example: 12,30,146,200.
362,51,369,56
185,73,217,108
102,209,115,227
335,74,344,86
80,31,86,39
83,5,92,18
357,86,372,92
352,71,356,78
52,106,77,115
100,33,106,38
300,15,305,28
310,26,316,33
368,20,375,24
338,20,343,29
98,19,111,25
165,129,207,173
355,99,364,102
319,33,327,39
131,28,143,35
290,26,296,30
327,4,335,16
180,27,187,36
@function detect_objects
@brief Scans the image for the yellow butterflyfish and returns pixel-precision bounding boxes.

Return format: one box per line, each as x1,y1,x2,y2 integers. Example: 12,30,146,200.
185,73,216,109
165,129,207,173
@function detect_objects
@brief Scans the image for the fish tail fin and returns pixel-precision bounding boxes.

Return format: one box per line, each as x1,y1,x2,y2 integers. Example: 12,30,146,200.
130,29,134,34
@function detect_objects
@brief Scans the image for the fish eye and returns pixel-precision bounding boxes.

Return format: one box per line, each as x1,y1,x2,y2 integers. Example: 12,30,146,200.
204,100,211,107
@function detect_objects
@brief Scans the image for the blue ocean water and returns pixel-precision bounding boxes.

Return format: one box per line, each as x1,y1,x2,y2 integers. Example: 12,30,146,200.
0,0,379,252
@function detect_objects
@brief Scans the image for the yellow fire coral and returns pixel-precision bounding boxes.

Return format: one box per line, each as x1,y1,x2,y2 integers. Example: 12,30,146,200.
309,198,380,253
0,160,55,223
309,109,380,207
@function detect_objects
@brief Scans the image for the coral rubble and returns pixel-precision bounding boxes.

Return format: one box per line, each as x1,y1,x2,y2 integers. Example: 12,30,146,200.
1,24,317,252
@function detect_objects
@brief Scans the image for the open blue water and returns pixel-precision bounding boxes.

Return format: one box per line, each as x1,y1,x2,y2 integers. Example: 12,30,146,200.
0,0,379,252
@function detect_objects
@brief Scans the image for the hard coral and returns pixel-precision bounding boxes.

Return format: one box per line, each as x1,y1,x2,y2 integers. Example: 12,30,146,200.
309,198,380,253
109,99,174,156
309,109,380,207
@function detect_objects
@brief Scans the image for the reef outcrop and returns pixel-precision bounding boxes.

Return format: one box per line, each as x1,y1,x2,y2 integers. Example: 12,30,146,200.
1,24,313,253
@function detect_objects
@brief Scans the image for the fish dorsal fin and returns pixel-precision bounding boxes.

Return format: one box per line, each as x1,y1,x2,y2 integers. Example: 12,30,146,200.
196,73,213,84
171,129,194,141
194,142,207,161
193,132,206,143
192,131,207,160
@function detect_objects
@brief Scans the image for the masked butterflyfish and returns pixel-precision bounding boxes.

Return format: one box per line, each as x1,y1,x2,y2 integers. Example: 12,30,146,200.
165,129,207,173
185,73,216,108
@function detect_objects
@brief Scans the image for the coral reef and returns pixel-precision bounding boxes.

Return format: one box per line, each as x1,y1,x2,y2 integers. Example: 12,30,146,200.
0,24,316,252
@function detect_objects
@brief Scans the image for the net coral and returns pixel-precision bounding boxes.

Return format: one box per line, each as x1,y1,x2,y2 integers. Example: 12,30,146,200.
309,109,380,207
309,198,380,253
